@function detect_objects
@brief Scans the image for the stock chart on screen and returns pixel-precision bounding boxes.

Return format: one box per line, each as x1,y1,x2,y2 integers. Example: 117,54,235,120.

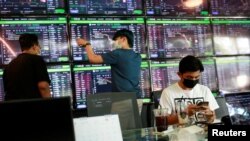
0,68,4,101
212,18,250,55
47,64,73,98
70,17,146,61
73,62,151,109
0,0,65,14
210,0,250,16
73,64,112,108
147,18,213,58
150,58,217,92
68,0,143,15
216,56,250,94
0,17,69,65
145,0,208,16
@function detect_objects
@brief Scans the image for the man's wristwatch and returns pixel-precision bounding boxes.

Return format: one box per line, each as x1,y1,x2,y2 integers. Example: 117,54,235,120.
82,42,91,47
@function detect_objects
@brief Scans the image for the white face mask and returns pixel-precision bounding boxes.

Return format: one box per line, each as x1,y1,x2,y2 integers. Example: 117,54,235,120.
109,39,122,50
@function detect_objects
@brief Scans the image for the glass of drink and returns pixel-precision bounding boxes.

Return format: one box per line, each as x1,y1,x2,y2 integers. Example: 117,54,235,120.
153,108,168,132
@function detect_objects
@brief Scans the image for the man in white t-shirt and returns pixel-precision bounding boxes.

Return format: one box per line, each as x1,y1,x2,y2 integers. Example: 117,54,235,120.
159,55,219,123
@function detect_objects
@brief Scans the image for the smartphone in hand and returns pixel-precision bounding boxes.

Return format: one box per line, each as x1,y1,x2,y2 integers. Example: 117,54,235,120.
197,101,209,107
196,101,209,111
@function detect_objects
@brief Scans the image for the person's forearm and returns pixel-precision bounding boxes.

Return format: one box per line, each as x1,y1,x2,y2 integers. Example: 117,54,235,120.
85,45,103,63
38,81,51,98
167,114,179,125
40,88,51,98
85,45,96,61
76,38,103,63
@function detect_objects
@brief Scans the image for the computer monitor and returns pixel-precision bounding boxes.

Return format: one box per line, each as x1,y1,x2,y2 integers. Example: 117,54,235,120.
224,92,250,125
147,17,213,58
145,0,209,16
73,64,111,109
68,0,143,15
0,17,69,65
216,56,250,94
152,90,162,109
0,68,4,101
210,0,250,16
200,58,218,92
212,18,250,55
70,17,146,61
0,97,75,141
139,61,151,99
73,62,151,109
47,64,73,98
150,58,218,92
0,0,66,14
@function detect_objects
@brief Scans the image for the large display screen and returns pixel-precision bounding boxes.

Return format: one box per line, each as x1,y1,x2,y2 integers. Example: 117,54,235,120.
216,56,250,94
139,61,151,99
0,68,4,102
212,18,250,55
150,58,217,92
210,0,250,16
47,64,73,98
147,18,213,58
70,17,146,61
73,62,151,109
225,92,250,125
68,0,143,15
0,0,66,14
0,17,69,65
73,64,112,108
145,0,208,16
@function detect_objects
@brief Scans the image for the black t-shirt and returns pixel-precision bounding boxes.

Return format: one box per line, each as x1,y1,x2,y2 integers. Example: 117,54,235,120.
3,53,50,100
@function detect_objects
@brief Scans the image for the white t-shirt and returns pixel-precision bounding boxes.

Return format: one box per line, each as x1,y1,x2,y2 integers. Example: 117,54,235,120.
159,82,219,114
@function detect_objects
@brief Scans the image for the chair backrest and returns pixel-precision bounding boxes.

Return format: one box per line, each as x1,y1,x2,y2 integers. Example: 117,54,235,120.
141,102,155,127
0,97,75,141
152,90,163,109
87,92,142,130
215,96,229,120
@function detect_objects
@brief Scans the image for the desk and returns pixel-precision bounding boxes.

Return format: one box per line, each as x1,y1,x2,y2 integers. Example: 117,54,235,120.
123,127,168,141
122,126,207,141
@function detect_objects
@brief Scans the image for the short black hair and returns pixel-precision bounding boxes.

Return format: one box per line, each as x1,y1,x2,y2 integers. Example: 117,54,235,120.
112,29,134,48
19,33,39,51
179,55,204,73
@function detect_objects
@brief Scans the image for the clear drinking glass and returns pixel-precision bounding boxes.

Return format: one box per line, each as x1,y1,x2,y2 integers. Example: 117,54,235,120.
153,108,169,132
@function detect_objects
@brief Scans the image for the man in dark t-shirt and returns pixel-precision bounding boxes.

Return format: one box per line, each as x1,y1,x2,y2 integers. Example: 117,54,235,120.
3,33,51,101
76,29,141,97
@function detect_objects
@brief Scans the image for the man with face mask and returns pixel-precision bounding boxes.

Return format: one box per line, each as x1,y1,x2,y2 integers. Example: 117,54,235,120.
76,29,142,97
3,33,51,100
159,55,219,124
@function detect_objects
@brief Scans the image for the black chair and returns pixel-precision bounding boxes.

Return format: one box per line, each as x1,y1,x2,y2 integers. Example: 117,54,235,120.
141,102,155,127
87,92,142,130
72,108,87,118
142,90,163,127
152,90,163,109
215,96,229,122
0,97,75,141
